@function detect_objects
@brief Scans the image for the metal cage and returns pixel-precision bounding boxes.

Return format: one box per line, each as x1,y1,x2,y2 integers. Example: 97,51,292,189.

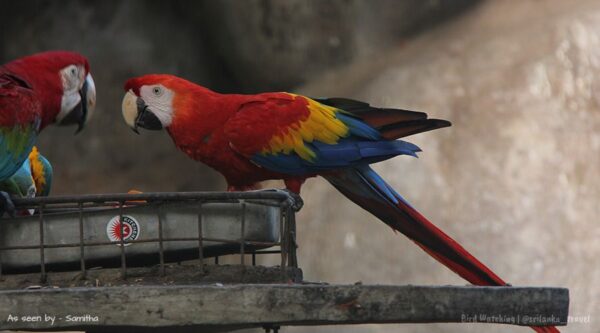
0,191,299,284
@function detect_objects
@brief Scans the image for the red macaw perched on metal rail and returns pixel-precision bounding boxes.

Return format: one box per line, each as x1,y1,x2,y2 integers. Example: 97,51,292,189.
122,74,558,333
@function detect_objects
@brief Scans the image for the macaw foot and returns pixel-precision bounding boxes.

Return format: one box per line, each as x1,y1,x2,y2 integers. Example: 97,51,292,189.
0,191,16,218
253,188,304,211
282,178,305,211
280,188,304,211
273,188,304,211
231,182,304,211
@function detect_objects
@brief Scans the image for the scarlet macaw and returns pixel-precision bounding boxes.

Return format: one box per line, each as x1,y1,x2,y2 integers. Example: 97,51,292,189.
122,74,557,333
0,51,95,214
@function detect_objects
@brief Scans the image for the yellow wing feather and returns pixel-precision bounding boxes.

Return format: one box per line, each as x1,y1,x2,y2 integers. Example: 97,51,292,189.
28,146,46,191
262,94,349,161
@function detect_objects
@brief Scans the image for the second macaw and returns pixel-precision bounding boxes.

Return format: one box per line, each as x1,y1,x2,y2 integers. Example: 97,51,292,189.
0,51,95,214
122,74,558,333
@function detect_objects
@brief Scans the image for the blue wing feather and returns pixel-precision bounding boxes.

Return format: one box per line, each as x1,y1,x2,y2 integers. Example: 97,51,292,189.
251,107,422,175
252,137,421,175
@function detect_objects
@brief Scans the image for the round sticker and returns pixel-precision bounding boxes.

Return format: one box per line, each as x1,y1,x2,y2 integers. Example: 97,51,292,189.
106,215,140,246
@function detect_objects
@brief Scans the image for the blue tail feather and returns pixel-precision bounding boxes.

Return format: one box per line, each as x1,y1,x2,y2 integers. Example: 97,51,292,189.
323,165,509,287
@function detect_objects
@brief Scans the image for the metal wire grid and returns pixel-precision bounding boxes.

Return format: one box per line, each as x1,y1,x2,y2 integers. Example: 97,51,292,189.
0,191,298,283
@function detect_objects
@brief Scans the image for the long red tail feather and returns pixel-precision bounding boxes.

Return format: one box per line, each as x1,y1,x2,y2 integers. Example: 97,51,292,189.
324,166,560,332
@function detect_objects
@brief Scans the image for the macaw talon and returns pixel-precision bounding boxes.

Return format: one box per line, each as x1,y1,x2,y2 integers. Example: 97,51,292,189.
267,188,303,211
245,188,304,211
283,189,304,211
0,191,16,218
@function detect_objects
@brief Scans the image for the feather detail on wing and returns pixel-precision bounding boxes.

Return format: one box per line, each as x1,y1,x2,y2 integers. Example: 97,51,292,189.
224,93,353,161
313,97,451,139
224,94,449,176
0,73,41,181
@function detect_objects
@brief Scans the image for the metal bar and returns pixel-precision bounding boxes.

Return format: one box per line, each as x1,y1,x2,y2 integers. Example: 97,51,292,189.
197,203,204,271
157,204,165,277
0,238,280,251
9,202,150,211
78,202,86,278
289,210,298,268
38,204,46,283
252,250,283,255
252,252,256,266
240,201,246,265
11,191,293,206
286,206,293,268
214,256,219,265
279,205,286,278
118,202,126,279
13,198,285,211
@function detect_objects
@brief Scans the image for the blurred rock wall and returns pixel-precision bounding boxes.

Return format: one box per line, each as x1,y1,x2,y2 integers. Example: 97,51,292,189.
197,0,476,92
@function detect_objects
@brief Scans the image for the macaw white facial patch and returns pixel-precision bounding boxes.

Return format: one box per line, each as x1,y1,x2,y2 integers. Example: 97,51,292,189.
139,84,175,127
57,64,86,122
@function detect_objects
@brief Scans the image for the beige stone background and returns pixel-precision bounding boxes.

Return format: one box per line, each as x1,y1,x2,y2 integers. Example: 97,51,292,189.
1,1,599,333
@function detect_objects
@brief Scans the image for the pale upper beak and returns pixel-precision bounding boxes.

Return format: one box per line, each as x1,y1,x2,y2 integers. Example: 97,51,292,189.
122,90,138,131
84,73,97,121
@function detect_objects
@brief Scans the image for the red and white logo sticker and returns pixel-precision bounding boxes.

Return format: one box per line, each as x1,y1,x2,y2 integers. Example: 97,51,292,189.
106,215,140,246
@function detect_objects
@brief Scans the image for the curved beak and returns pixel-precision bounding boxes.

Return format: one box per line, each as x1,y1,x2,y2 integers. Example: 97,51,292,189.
59,73,96,134
121,90,163,134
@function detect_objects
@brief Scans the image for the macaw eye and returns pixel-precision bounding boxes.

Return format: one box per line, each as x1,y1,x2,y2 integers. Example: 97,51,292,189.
67,65,80,79
152,86,163,96
61,65,81,91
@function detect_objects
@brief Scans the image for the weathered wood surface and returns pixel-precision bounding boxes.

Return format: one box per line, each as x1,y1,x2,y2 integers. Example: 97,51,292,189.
0,264,303,290
0,284,568,331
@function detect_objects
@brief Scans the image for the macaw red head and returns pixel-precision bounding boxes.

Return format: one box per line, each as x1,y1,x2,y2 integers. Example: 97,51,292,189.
3,50,96,132
122,74,210,133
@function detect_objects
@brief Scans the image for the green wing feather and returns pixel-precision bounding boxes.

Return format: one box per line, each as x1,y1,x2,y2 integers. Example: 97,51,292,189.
0,124,38,181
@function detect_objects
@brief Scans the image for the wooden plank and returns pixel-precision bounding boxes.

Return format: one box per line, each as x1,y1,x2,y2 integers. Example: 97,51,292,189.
0,264,304,290
0,285,568,331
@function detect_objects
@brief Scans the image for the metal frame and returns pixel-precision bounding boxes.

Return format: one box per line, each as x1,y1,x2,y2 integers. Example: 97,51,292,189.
0,191,299,283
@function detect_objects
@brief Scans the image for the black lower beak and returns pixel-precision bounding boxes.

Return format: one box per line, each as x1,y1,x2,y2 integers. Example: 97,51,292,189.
75,80,89,134
59,80,89,134
134,98,163,131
